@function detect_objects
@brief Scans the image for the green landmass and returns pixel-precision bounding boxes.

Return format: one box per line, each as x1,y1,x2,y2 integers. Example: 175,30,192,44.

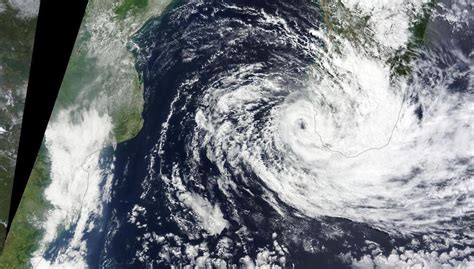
388,0,437,76
0,7,36,86
320,0,371,46
0,2,37,253
0,0,438,266
55,49,99,109
0,0,174,266
113,75,145,143
115,0,148,18
319,0,437,77
0,147,51,268
54,30,144,143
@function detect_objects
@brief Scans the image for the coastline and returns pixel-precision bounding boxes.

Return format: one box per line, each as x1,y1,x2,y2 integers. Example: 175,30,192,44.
0,0,172,266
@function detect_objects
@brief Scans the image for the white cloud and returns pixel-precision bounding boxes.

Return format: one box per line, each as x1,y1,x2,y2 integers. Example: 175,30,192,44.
7,0,39,18
0,3,6,13
168,165,229,236
31,107,112,267
350,247,474,269
178,191,229,235
192,0,473,241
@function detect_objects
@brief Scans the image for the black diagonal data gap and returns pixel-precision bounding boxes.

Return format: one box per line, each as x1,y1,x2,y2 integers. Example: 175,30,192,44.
6,0,89,236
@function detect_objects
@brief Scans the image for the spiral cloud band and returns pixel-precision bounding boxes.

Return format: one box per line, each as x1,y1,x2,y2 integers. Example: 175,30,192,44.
32,0,473,267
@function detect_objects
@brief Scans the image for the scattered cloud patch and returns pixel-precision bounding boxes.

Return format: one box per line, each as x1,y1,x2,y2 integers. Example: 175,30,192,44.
7,0,39,18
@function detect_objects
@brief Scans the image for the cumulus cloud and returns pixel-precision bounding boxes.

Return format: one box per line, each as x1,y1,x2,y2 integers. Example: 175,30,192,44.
350,246,474,269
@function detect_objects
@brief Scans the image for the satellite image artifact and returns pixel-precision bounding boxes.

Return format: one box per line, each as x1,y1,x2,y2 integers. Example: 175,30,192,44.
0,0,38,252
1,0,473,268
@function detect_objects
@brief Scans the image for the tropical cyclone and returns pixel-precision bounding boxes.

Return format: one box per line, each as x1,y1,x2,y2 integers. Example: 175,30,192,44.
95,0,472,267
187,0,473,237
3,0,472,268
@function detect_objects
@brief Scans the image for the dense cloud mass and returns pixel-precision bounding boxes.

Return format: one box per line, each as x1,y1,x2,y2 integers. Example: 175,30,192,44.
30,0,472,268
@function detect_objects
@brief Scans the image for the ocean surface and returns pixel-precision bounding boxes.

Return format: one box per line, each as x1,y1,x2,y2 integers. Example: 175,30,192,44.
37,0,474,268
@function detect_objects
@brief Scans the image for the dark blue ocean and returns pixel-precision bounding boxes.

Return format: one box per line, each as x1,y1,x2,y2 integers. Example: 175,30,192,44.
49,0,472,268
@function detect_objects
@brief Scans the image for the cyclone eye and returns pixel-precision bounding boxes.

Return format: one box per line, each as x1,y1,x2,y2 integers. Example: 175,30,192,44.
298,119,306,130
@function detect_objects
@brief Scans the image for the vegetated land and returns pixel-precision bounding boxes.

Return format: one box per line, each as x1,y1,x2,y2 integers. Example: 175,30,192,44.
319,0,436,76
0,147,51,268
0,3,37,253
0,0,172,266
